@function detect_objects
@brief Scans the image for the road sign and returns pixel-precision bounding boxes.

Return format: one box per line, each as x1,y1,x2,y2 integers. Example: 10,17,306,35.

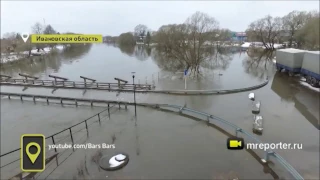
184,69,188,76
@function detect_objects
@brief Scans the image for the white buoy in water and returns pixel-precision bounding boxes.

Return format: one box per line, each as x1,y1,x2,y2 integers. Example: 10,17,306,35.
248,93,255,101
109,154,126,167
253,115,263,132
252,101,261,114
115,154,126,161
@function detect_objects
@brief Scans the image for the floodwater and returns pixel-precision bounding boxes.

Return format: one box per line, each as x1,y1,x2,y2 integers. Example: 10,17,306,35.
1,44,319,179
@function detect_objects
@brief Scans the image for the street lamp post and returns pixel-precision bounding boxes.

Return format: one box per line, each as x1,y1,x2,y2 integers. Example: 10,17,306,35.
132,72,137,116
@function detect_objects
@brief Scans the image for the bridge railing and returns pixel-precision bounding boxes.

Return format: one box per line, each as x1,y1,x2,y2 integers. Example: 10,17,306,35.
0,78,152,90
0,104,118,179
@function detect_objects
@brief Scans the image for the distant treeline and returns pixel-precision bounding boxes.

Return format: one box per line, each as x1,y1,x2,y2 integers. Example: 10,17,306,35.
104,10,319,51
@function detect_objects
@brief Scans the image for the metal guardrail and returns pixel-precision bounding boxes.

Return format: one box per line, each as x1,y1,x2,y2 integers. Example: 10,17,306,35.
0,93,303,179
157,104,304,180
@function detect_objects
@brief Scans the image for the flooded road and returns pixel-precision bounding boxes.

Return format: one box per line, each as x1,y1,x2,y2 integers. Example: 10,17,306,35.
1,44,319,179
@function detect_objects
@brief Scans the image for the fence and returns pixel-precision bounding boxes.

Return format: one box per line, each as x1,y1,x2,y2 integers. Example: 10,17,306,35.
0,104,118,179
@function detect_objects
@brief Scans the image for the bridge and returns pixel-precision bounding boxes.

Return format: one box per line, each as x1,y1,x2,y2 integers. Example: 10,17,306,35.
0,74,269,95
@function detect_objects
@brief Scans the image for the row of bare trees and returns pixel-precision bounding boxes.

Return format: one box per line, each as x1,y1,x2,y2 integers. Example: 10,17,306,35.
32,22,58,52
246,10,319,50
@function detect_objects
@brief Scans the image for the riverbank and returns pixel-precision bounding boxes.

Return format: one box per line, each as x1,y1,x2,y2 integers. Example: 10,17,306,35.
0,45,65,64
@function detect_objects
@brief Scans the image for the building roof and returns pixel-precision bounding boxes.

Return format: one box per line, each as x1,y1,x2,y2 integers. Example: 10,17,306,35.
236,32,246,36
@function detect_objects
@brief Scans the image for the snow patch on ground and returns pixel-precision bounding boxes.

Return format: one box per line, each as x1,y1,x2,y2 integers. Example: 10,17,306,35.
240,42,284,49
241,42,251,48
1,45,65,64
299,81,320,92
272,58,276,63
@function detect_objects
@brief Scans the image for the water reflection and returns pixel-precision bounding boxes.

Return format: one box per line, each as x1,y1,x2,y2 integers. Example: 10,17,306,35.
118,44,135,57
202,47,234,70
0,44,92,77
133,45,150,61
271,72,320,130
0,55,62,77
117,44,152,61
59,44,92,61
242,50,275,80
151,46,234,72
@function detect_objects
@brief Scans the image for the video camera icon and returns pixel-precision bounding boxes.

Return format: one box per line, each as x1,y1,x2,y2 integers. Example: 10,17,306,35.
227,137,244,150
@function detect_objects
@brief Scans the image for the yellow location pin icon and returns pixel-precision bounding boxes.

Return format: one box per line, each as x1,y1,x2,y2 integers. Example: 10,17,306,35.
26,142,41,164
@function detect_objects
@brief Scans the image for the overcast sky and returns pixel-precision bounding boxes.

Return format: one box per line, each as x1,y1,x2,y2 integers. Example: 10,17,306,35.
1,1,319,37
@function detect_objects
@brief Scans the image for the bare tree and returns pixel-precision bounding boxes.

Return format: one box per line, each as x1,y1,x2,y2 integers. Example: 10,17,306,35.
216,29,232,42
155,11,219,76
31,22,44,52
43,24,57,48
134,24,148,43
282,11,309,47
43,24,56,34
32,22,43,34
246,15,282,50
3,32,17,40
134,24,148,37
295,16,320,50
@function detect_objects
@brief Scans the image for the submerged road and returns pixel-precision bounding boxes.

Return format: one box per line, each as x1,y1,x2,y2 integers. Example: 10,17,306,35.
1,99,275,180
0,75,319,179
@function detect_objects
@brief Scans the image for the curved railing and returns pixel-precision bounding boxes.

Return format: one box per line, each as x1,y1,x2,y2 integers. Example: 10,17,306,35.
155,104,303,179
0,77,269,95
0,93,303,180
0,104,117,179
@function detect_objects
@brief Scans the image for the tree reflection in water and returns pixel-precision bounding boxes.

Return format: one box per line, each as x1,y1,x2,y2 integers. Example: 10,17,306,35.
60,44,92,61
118,44,135,57
152,46,234,78
242,49,275,80
117,44,153,61
133,45,149,61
